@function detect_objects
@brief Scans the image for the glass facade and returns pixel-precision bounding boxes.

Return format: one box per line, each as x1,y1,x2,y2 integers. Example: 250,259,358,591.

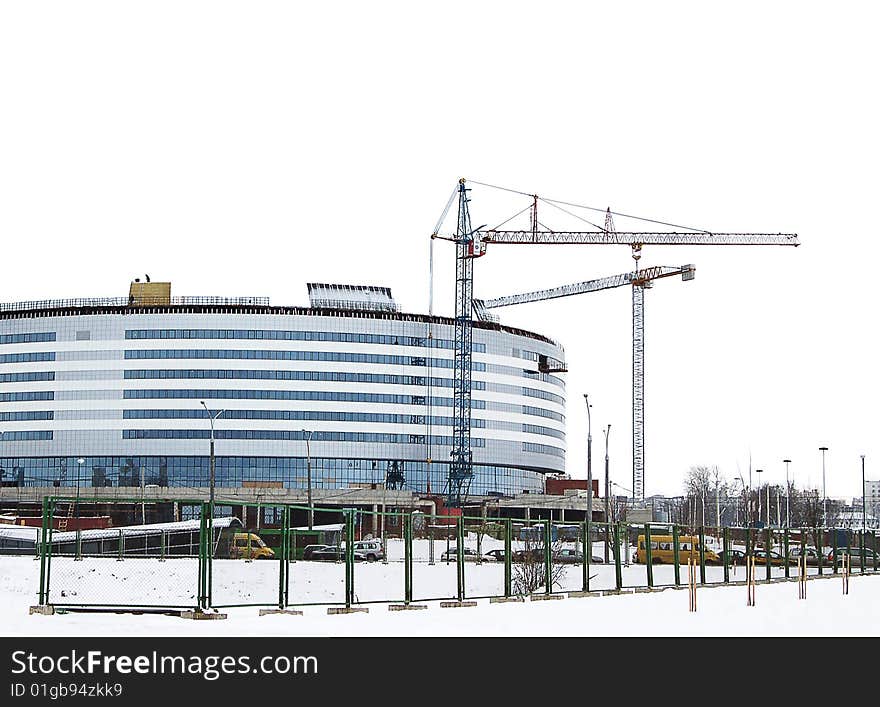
0,303,566,495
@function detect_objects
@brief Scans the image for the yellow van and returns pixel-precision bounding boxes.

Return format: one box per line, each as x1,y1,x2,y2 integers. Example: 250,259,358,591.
230,532,275,560
635,535,720,565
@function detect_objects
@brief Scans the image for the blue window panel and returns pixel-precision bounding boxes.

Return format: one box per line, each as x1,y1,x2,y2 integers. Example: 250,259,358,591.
122,429,485,446
123,369,484,390
0,372,54,383
122,389,486,408
123,349,480,370
0,352,56,364
0,391,54,402
0,430,53,441
0,411,53,422
0,332,56,345
125,329,486,353
522,442,565,458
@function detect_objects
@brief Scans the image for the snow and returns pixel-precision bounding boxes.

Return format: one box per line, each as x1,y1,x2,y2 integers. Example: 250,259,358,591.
3,537,879,637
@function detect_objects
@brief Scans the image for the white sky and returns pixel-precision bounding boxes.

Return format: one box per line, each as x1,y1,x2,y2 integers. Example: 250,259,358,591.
1,2,876,499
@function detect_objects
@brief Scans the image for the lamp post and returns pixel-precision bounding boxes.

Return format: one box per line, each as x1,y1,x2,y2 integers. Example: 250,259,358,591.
783,459,791,529
819,446,828,526
200,402,225,520
302,429,314,530
755,469,763,526
862,455,867,534
604,423,611,564
583,394,592,533
76,457,84,521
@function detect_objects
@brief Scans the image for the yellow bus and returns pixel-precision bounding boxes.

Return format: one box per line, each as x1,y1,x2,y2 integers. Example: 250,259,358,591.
635,535,720,565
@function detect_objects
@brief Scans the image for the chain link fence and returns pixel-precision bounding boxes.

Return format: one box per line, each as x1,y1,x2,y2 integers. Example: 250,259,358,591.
30,497,880,614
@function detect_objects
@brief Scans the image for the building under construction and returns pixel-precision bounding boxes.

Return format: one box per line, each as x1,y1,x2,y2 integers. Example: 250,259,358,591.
0,279,582,524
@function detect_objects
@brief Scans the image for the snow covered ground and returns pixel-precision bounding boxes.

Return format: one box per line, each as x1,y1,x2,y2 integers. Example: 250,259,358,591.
3,546,879,637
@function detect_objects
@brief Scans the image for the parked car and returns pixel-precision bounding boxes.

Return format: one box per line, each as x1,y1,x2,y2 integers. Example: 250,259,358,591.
718,548,748,565
483,549,507,562
310,546,367,562
753,549,791,566
512,547,546,563
302,544,330,560
827,546,880,567
788,546,820,565
351,539,385,561
551,548,604,564
441,547,481,562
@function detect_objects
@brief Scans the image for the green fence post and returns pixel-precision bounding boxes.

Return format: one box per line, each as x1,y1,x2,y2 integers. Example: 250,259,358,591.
197,504,206,610
284,506,292,607
832,528,838,574
159,531,166,563
544,519,552,595
585,506,592,590
871,530,880,572
644,524,653,588
784,528,790,578
582,520,589,593
277,507,287,609
765,527,771,581
404,512,413,604
699,526,707,585
613,523,622,590
800,528,806,561
723,527,730,584
38,496,49,605
859,530,865,575
504,518,512,597
456,515,464,601
206,504,214,607
673,525,681,586
345,509,354,608
817,528,824,575
117,529,124,562
74,529,82,561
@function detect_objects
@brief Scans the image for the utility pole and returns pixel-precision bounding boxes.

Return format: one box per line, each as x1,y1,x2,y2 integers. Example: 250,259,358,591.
584,395,593,560
302,429,314,530
200,402,225,522
604,424,611,564
819,446,829,526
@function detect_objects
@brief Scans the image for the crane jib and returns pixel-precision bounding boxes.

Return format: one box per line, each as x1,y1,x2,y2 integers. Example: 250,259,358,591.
478,231,799,246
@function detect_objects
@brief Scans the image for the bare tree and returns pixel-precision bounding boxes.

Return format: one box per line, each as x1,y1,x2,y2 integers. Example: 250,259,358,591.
512,535,565,595
684,465,716,528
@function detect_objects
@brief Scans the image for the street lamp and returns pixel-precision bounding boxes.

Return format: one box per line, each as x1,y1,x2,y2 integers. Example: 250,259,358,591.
302,429,314,530
75,457,85,524
603,423,611,564
200,402,225,520
861,455,867,534
819,446,829,527
583,394,592,535
755,469,763,526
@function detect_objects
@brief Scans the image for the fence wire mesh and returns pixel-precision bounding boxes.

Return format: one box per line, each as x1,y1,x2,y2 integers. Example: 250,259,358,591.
28,498,880,614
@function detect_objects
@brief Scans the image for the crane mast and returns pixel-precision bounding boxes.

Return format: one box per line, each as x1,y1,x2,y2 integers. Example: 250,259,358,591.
476,264,696,502
448,179,482,508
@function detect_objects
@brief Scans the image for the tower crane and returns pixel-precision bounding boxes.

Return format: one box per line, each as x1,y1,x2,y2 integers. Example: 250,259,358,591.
432,179,799,507
474,264,695,503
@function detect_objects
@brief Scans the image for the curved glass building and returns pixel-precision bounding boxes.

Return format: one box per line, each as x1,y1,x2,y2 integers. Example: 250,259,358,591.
0,282,565,496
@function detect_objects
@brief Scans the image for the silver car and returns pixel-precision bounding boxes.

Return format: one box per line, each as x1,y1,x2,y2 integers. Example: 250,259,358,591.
351,539,385,561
